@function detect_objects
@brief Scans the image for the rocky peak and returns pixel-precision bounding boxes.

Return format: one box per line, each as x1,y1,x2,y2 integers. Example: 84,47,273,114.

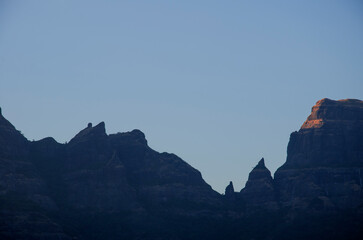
0,108,28,159
240,158,277,208
247,158,272,181
0,109,51,147
225,181,235,196
130,129,147,144
69,121,107,145
254,157,266,169
1,100,363,239
275,98,363,211
109,129,148,146
283,98,363,168
301,98,363,129
0,108,13,128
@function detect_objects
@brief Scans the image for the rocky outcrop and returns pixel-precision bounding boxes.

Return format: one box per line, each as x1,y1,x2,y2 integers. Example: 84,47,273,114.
0,107,28,160
275,98,363,210
283,98,363,168
240,158,278,209
0,110,222,239
1,98,362,239
0,108,71,239
225,181,235,198
62,123,220,212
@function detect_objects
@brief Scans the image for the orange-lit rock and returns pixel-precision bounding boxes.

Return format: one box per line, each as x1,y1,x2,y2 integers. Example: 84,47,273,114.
275,98,363,210
301,98,363,129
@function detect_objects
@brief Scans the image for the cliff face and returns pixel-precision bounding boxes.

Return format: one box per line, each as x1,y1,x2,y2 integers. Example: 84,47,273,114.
1,98,363,239
0,109,70,239
61,123,220,212
0,108,28,160
274,98,363,210
0,108,221,239
284,98,363,168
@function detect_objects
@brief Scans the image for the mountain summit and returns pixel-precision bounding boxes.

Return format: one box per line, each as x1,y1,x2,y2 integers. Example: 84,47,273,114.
0,98,362,239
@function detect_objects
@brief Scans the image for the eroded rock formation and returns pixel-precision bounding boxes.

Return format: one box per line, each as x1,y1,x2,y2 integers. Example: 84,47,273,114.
275,98,363,210
0,98,362,239
240,158,278,209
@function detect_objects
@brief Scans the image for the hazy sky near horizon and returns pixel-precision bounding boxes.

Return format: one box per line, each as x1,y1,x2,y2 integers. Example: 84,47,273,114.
1,0,362,193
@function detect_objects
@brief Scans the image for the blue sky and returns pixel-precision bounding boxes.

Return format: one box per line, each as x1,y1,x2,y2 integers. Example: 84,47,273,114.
1,0,362,193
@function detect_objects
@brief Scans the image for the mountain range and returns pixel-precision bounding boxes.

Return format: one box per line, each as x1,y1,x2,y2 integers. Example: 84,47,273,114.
0,98,362,239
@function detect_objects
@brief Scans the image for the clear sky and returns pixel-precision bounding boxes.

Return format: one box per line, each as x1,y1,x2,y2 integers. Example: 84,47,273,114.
1,0,362,193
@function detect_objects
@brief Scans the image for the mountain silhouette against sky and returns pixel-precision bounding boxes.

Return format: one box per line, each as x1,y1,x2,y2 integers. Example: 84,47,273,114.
0,98,362,239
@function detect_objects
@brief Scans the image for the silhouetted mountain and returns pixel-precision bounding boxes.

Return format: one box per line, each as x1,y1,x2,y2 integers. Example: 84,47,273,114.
275,99,363,211
224,181,234,198
0,99,362,239
240,158,278,210
0,108,70,239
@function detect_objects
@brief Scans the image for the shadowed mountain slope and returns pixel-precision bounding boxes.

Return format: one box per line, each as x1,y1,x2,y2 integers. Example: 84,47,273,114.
0,98,362,239
275,99,363,210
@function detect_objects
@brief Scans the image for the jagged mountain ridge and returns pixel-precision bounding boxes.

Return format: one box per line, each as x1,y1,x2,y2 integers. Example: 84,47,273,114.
0,98,362,239
224,98,363,212
0,107,222,239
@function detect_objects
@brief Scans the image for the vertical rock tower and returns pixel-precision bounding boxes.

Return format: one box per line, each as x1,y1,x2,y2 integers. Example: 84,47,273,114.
274,98,363,209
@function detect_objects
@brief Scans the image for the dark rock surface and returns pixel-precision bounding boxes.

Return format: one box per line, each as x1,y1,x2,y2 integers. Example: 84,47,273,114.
0,109,71,239
0,109,222,239
0,98,362,239
240,158,278,210
225,181,235,198
283,98,363,168
275,98,363,211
